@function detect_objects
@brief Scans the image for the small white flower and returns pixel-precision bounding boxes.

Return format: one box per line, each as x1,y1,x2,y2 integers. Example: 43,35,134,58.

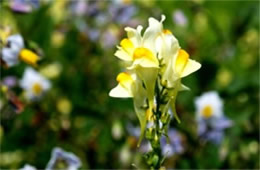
112,120,123,140
1,34,40,67
1,34,24,67
119,145,132,165
195,91,223,119
19,164,36,170
19,67,51,101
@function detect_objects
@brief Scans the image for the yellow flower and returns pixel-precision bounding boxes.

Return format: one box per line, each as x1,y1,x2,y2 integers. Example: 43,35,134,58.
154,21,201,88
174,49,201,78
19,49,40,67
110,14,202,145
149,15,201,119
115,25,159,68
109,72,148,146
115,16,168,115
109,72,135,98
57,98,72,115
40,62,62,79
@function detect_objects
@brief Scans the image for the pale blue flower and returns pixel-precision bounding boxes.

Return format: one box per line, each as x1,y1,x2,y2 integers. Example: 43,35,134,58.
198,116,232,144
20,164,36,170
69,0,88,16
108,4,137,24
46,147,81,170
195,91,233,144
127,123,183,157
172,10,188,27
160,129,184,157
1,34,24,67
3,76,17,88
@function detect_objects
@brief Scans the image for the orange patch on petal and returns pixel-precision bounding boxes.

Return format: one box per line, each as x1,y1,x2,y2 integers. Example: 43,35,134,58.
163,29,172,35
133,47,155,62
116,72,133,83
175,49,189,74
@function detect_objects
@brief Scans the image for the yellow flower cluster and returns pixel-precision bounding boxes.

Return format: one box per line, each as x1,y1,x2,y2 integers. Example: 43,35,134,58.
109,15,201,145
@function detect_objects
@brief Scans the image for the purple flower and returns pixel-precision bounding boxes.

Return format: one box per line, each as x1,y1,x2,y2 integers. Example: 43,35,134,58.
127,123,152,153
46,147,81,170
211,116,233,130
10,0,40,13
198,116,232,145
100,30,118,49
160,129,184,157
205,130,224,145
87,29,100,41
127,124,183,157
126,123,140,138
108,4,137,24
139,140,152,153
3,76,17,88
172,10,188,27
69,0,88,16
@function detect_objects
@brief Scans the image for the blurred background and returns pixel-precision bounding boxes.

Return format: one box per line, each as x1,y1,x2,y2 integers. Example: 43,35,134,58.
0,0,259,169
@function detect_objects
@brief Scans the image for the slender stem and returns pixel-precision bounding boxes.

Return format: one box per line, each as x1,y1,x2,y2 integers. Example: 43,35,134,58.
153,78,163,168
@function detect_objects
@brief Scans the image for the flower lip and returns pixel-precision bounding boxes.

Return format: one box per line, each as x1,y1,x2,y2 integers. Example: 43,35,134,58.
116,72,133,83
133,47,156,62
120,38,134,54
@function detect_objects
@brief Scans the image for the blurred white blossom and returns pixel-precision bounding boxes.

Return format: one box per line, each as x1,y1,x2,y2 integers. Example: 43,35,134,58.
19,67,51,101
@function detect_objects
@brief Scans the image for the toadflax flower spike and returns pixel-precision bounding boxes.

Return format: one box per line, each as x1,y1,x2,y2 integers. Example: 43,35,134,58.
109,14,201,152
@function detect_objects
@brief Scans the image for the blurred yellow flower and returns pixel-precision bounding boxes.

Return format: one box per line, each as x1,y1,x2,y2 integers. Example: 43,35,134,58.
19,49,40,67
57,98,72,115
51,31,65,48
40,62,62,79
217,68,233,87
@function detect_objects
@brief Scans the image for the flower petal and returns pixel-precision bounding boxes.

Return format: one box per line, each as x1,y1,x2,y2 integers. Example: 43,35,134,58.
181,59,201,78
143,15,165,52
109,84,133,98
125,26,142,47
114,47,132,61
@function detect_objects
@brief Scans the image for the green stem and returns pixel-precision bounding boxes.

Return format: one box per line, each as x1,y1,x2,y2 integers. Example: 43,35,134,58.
151,77,163,169
146,78,182,168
